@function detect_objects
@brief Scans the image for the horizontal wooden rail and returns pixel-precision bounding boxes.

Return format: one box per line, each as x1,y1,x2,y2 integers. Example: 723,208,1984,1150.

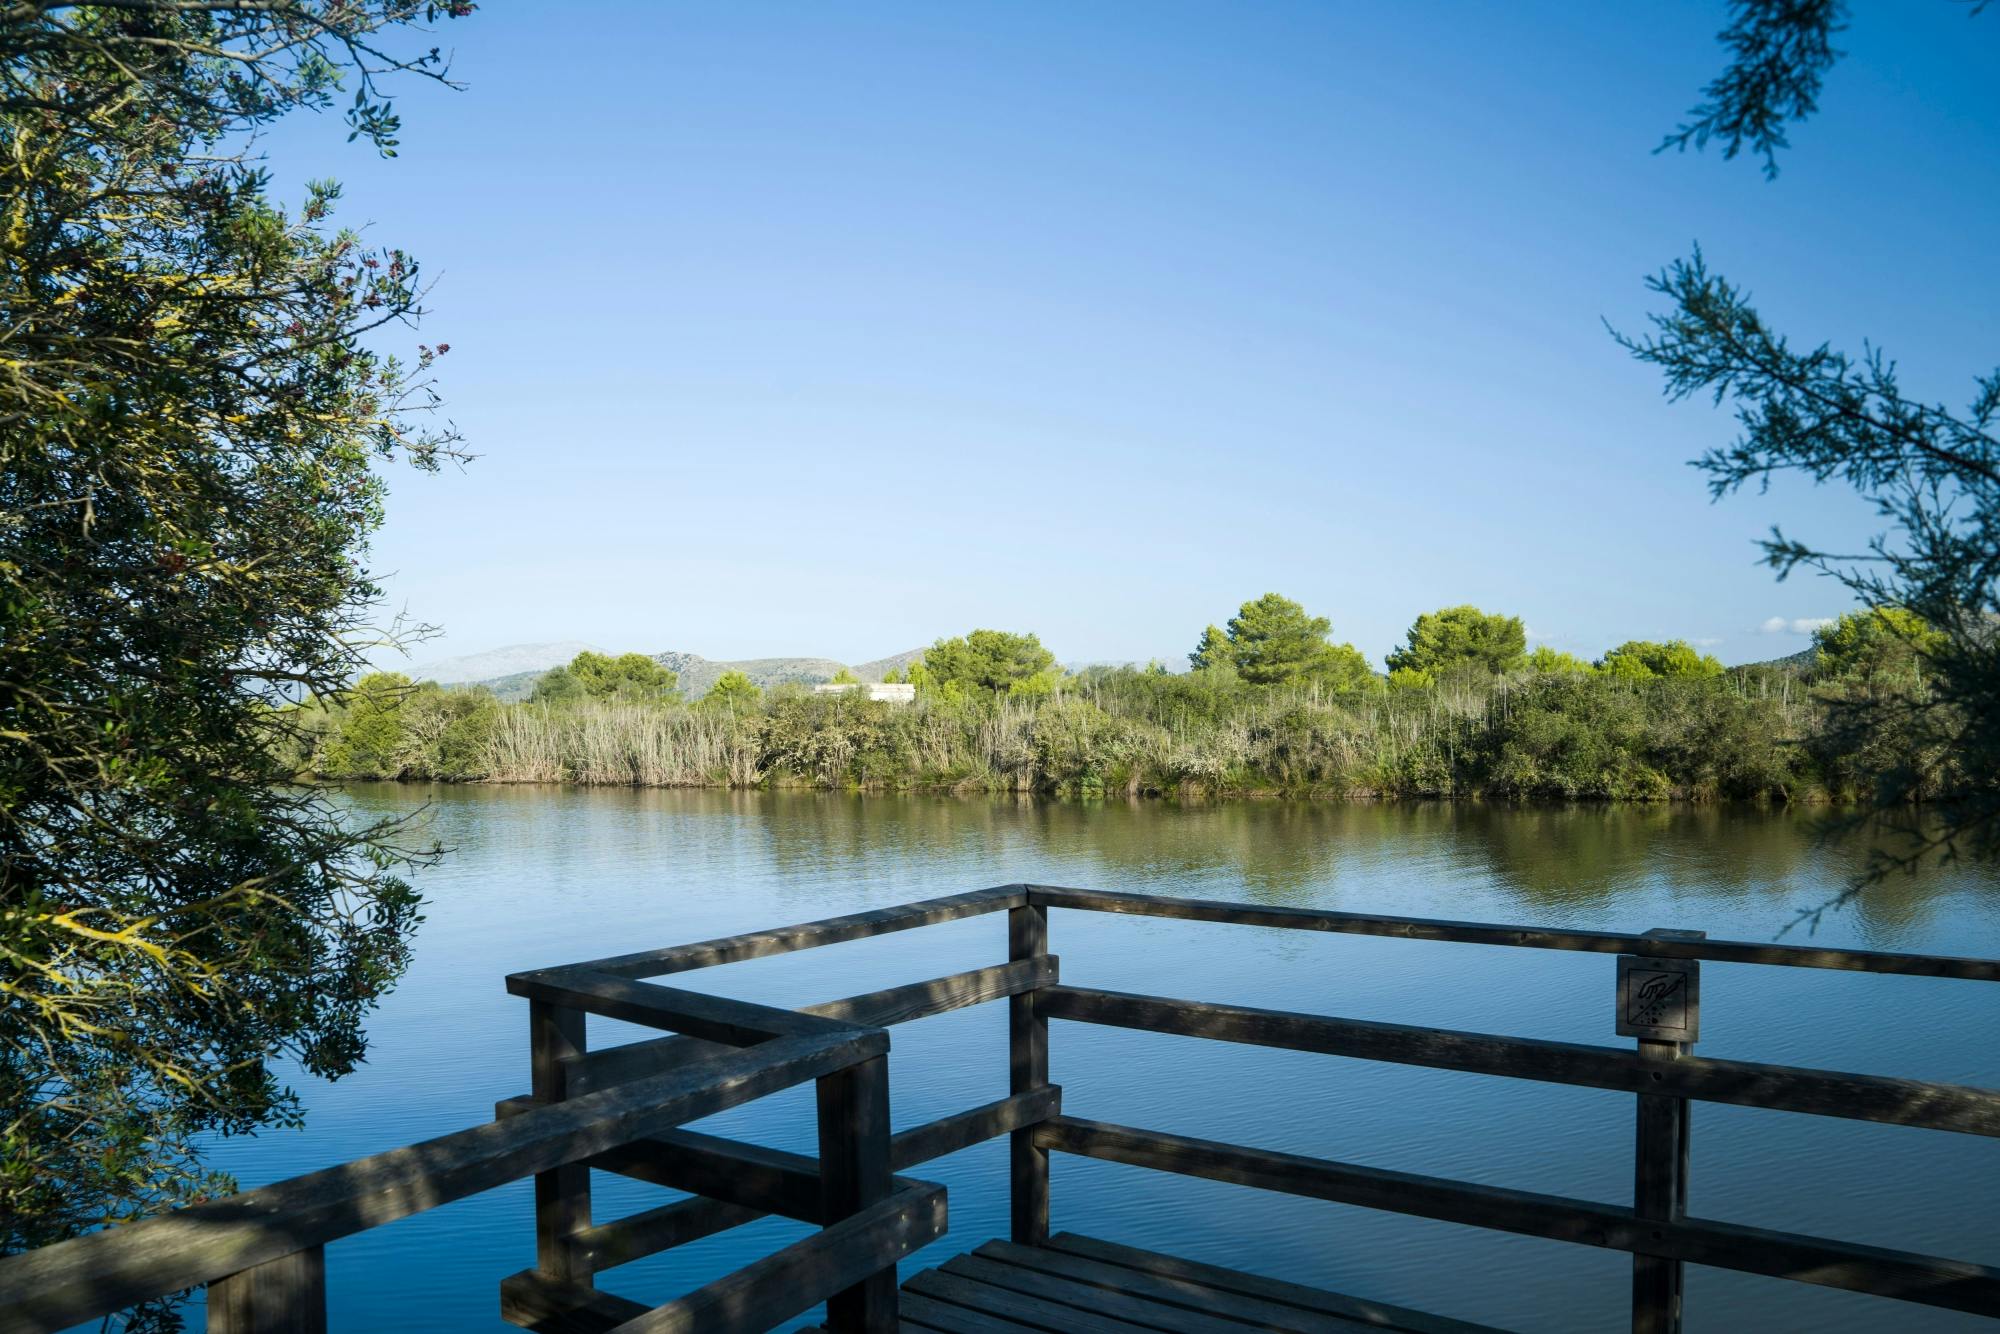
1039,985,2000,1137
525,884,1027,983
505,1181,947,1334
572,1195,763,1275
1036,1117,2000,1317
566,1120,995,1234
555,1088,1062,1274
594,1127,825,1221
1029,885,2000,981
498,1271,650,1330
0,1029,886,1334
629,1180,945,1333
506,969,861,1045
891,1086,1064,1169
564,957,1059,1096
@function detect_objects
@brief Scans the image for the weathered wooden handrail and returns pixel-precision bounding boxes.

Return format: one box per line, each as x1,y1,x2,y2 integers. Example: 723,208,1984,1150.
506,880,1998,1332
500,1179,948,1334
554,956,1058,1095
12,881,1992,1333
493,1086,1057,1226
1029,883,2000,980
522,881,2000,988
627,1179,945,1333
0,1028,885,1334
1038,983,2000,1136
1017,884,2000,1332
1032,1116,2000,1316
539,1088,1058,1275
509,966,866,1042
497,887,1052,1332
524,883,1028,982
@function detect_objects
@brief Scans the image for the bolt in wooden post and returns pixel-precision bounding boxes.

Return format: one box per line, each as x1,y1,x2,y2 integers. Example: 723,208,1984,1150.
207,1245,326,1334
1619,928,1703,1334
529,998,591,1284
1009,901,1051,1245
818,1052,897,1332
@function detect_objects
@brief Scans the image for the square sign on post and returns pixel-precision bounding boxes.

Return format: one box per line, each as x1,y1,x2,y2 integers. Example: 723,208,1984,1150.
1617,954,1699,1042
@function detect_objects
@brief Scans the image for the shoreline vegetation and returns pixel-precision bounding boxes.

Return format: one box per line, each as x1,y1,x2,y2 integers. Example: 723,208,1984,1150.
290,599,1953,805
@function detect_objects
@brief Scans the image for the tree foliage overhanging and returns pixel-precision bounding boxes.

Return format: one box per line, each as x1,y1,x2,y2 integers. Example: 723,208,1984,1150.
1628,0,1999,876
0,0,471,1281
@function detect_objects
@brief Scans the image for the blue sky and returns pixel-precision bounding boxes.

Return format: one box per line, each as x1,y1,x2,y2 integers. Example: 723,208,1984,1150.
297,2,1997,670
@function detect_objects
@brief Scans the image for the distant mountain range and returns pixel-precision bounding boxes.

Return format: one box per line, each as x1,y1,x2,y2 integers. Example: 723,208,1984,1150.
407,642,926,701
653,649,925,698
405,641,601,684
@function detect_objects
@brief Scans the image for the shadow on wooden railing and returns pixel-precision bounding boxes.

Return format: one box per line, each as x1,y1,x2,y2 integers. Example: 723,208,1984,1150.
1022,886,2000,1334
0,976,945,1333
4,882,1997,1333
503,881,2000,1333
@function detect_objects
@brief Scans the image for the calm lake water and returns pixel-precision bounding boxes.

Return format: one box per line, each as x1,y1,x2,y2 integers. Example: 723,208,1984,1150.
196,787,2000,1332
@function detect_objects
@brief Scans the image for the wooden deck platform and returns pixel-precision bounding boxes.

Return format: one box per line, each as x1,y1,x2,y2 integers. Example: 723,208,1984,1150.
810,1231,1509,1334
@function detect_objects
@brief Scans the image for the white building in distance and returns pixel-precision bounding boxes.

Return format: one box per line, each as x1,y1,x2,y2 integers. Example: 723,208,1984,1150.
813,682,917,704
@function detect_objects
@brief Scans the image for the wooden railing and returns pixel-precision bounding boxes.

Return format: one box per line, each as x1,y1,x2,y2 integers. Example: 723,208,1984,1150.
1024,885,2000,1333
502,881,2000,1332
5,881,1996,1333
0,982,940,1334
500,884,1053,1332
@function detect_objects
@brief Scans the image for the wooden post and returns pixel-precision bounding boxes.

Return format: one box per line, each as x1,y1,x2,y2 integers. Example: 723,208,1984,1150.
1621,928,1703,1334
207,1245,326,1334
817,1053,897,1332
530,999,591,1284
1008,902,1050,1245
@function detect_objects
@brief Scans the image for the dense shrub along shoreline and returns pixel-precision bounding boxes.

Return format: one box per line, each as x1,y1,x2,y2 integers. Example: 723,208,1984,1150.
286,604,1955,803
287,657,1943,805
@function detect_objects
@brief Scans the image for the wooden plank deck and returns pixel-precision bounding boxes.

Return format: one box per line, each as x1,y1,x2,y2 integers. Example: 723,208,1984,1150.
811,1231,1511,1334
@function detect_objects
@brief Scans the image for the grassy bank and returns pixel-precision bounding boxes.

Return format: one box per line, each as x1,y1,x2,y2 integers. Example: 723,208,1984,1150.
285,660,1943,804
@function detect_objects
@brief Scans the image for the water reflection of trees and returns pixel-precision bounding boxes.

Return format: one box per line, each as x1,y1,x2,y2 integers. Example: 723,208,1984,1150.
344,784,1991,948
